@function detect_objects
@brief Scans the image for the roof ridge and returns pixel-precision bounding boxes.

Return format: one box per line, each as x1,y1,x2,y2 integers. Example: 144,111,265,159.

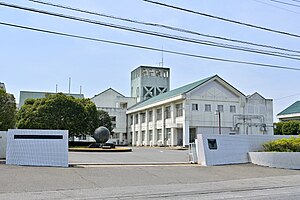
127,75,216,111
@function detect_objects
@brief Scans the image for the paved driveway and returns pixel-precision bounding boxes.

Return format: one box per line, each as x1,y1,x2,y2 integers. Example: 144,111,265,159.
69,147,189,164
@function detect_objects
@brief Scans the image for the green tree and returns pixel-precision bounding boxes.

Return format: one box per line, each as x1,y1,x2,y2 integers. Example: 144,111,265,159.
274,121,300,135
16,93,100,137
0,89,16,130
98,110,113,132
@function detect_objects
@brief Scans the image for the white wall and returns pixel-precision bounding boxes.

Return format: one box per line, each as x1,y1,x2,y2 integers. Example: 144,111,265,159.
91,89,136,108
0,131,7,159
6,129,68,167
197,134,291,166
249,152,300,170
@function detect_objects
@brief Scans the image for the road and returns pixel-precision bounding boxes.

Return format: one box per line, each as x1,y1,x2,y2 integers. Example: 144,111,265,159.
1,148,300,199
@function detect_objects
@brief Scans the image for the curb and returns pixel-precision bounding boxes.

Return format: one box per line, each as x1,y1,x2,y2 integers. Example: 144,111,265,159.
69,148,132,152
69,162,192,167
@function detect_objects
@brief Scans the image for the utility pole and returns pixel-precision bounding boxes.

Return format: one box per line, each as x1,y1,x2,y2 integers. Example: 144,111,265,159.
68,77,71,95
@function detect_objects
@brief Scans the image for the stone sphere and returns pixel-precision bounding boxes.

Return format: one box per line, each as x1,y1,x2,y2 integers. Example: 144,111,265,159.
93,126,110,143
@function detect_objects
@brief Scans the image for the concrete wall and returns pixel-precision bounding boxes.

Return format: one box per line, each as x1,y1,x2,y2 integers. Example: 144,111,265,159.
6,129,68,167
0,131,7,159
197,134,291,166
249,152,300,169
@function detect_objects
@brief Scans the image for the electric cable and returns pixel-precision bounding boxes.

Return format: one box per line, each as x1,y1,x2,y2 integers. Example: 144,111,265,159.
143,0,300,39
0,2,300,61
1,21,300,72
29,0,300,55
270,0,300,8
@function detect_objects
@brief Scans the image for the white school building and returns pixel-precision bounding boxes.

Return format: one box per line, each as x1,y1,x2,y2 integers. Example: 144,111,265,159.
126,75,273,147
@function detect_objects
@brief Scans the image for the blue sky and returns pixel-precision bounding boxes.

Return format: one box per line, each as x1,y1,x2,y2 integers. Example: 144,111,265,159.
1,0,300,121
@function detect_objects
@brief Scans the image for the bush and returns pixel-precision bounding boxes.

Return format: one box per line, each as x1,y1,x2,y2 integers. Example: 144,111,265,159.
263,137,300,152
274,121,300,135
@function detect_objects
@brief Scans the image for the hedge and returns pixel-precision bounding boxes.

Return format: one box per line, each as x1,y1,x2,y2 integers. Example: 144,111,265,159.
263,137,300,152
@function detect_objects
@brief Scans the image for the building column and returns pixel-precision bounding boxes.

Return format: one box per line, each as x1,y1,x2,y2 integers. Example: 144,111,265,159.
170,128,175,146
183,121,190,147
138,113,142,146
119,132,123,145
132,114,136,146
152,108,157,146
183,101,190,147
170,103,176,146
161,106,165,146
145,110,149,146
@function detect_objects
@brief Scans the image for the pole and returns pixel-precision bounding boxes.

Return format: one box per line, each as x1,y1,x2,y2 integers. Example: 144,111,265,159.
68,77,71,94
218,111,221,135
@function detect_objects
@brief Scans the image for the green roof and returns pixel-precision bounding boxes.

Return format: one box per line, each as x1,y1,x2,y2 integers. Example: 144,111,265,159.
128,75,216,111
278,101,300,116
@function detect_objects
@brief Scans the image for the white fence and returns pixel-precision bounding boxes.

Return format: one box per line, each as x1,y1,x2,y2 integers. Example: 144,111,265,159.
0,131,7,159
197,134,292,166
6,129,68,167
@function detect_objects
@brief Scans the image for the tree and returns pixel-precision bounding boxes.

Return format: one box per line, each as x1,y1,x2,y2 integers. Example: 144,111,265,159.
16,93,101,137
98,110,113,133
0,89,16,130
274,121,300,135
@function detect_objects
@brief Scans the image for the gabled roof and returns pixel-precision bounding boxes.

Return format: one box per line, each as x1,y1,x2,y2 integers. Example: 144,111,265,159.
247,92,265,99
92,88,125,99
128,75,216,111
277,101,300,116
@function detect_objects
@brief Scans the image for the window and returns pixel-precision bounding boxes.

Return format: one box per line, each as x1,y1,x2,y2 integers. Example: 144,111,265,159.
217,105,224,112
155,70,161,77
157,108,162,120
149,130,153,141
135,131,138,142
205,104,211,112
157,129,162,140
142,131,145,141
120,102,127,109
165,106,171,119
148,111,153,122
163,70,169,77
175,103,183,117
110,116,116,122
166,128,171,140
130,115,133,125
111,116,116,128
140,113,146,123
230,105,236,113
136,87,139,97
142,69,148,76
135,114,138,124
192,104,198,111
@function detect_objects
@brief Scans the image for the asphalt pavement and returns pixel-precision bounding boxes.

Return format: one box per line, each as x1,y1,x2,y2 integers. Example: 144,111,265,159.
1,147,300,199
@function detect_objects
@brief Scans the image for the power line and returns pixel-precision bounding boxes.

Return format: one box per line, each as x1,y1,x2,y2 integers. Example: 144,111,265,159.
274,93,300,100
29,0,300,55
1,2,300,61
252,0,300,15
1,21,300,72
270,0,300,8
291,0,300,3
143,0,300,39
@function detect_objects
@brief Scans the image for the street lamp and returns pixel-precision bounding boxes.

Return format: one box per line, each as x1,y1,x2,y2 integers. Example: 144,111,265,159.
215,110,221,135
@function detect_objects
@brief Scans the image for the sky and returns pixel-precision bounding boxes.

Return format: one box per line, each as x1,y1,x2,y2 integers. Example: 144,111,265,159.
1,0,300,121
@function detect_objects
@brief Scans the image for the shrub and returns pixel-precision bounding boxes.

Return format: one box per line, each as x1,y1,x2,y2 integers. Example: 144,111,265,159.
263,137,300,152
274,121,300,135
